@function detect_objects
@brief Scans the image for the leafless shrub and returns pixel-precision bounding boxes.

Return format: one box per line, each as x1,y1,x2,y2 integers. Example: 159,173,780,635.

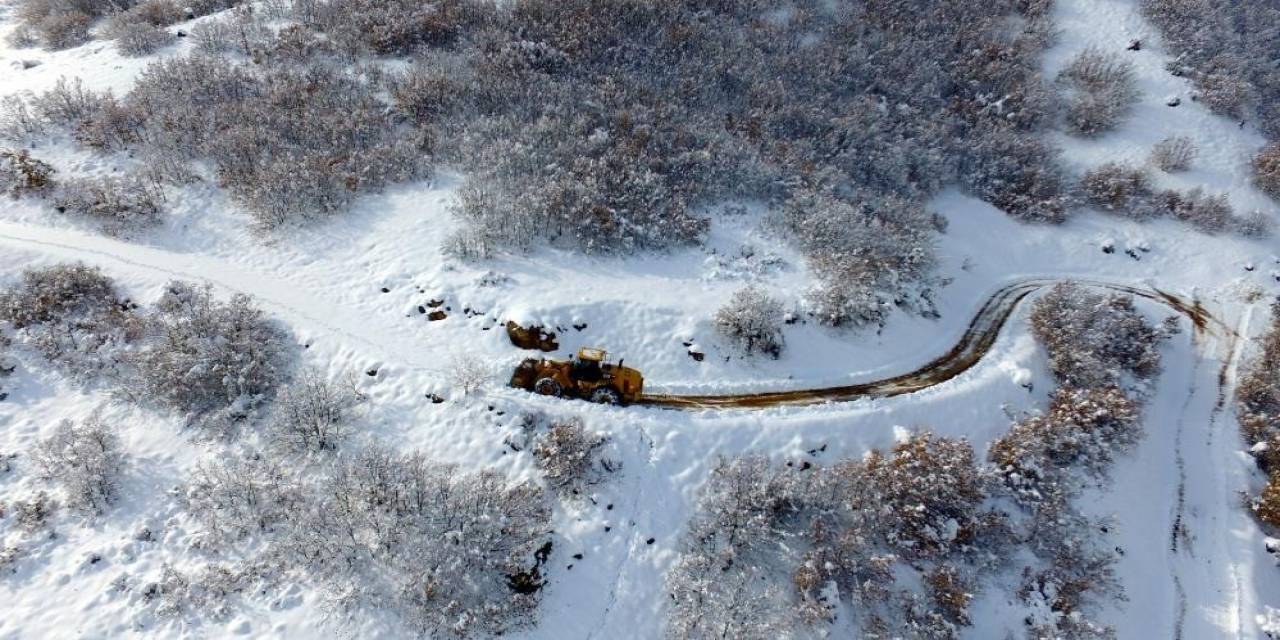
0,148,56,197
1256,143,1280,201
189,9,271,56
145,561,262,620
35,11,93,49
991,386,1141,502
531,419,613,497
0,262,121,330
51,175,164,233
714,286,785,358
31,77,114,129
1236,210,1273,239
1059,48,1139,136
1154,187,1235,234
445,350,495,397
110,21,175,56
1029,283,1165,388
267,371,362,453
668,434,1008,638
32,414,125,514
1078,163,1153,217
131,281,293,426
0,95,45,141
1150,136,1196,172
180,445,552,636
182,454,303,543
12,491,56,532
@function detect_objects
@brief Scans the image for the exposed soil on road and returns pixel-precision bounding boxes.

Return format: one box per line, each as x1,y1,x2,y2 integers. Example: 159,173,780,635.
640,279,1225,410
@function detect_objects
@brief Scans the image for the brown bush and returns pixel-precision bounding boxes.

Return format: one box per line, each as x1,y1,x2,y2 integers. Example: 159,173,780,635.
1078,162,1152,216
0,148,55,197
1255,143,1280,200
1257,474,1280,528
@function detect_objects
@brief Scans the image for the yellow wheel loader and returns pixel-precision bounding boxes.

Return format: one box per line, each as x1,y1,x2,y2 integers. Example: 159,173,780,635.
509,347,643,405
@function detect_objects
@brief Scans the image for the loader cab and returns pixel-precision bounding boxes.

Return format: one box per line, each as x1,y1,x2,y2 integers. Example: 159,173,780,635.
572,347,606,382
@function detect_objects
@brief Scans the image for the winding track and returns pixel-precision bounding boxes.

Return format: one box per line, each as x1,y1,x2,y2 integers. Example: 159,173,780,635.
641,278,1226,410
0,222,1227,412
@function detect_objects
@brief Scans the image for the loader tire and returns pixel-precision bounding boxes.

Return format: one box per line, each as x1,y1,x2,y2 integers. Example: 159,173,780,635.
590,387,621,405
534,377,562,397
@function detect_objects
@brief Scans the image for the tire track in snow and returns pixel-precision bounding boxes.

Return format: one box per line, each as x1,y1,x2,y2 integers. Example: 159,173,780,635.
0,223,441,373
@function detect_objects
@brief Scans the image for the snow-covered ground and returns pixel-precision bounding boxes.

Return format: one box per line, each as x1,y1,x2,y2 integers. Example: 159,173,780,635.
2,0,1279,637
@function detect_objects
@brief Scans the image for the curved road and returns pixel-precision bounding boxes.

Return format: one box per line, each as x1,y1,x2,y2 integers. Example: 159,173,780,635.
0,222,1225,412
641,278,1224,409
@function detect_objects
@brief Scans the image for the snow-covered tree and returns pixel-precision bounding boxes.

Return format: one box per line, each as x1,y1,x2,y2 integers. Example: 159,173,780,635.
714,286,785,358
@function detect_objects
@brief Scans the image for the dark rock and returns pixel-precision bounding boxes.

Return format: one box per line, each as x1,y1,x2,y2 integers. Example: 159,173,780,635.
417,305,427,314
366,368,379,377
1166,96,1181,107
572,553,583,560
688,350,705,362
427,393,445,404
380,287,390,293
427,310,447,321
426,299,444,308
646,537,655,545
1126,39,1141,51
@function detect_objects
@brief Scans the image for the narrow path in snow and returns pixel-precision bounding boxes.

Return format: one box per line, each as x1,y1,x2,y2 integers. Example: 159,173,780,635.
0,221,1236,414
642,279,1229,409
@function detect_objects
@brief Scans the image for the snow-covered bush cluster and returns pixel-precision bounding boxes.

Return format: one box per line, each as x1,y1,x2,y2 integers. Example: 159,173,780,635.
0,148,55,197
667,434,1010,639
7,0,239,51
1140,0,1280,138
0,262,140,378
1256,143,1280,201
0,265,295,430
781,188,940,328
2,58,428,230
266,370,363,454
983,283,1170,638
32,414,126,515
1238,304,1280,528
51,175,164,234
1079,162,1153,217
1150,136,1196,173
1057,48,1139,137
180,446,552,636
1029,283,1166,389
1075,163,1255,235
530,418,614,499
713,286,785,358
130,281,292,431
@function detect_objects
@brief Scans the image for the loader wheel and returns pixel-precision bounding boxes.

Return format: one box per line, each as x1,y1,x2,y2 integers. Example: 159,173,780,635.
534,378,562,397
590,387,621,405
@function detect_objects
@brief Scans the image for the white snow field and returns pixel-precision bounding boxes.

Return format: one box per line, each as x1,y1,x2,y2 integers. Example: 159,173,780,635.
1,0,1279,637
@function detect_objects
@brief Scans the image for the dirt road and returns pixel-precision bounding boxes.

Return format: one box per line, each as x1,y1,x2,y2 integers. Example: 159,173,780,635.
641,278,1224,410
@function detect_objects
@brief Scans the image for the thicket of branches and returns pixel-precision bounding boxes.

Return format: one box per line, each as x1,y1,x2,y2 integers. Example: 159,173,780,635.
2,0,1072,328
1077,162,1265,236
32,414,126,515
981,282,1170,638
1030,283,1167,389
7,0,239,51
1237,304,1280,528
667,434,1010,639
0,265,295,432
129,281,293,431
0,262,141,378
1057,48,1139,137
714,286,785,358
178,446,552,637
1140,0,1280,139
